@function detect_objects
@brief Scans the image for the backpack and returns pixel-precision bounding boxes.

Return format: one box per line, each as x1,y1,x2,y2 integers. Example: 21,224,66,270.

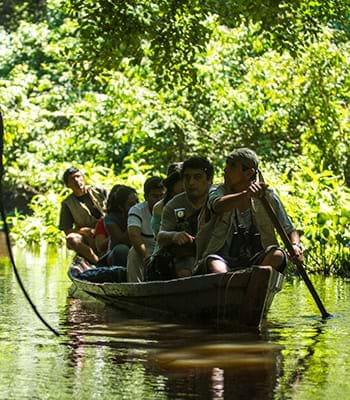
144,248,175,281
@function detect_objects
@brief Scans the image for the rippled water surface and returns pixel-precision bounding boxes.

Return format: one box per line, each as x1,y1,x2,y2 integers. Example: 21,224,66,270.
1,242,350,400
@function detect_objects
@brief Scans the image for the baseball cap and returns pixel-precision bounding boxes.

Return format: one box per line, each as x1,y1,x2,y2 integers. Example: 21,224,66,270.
227,148,259,170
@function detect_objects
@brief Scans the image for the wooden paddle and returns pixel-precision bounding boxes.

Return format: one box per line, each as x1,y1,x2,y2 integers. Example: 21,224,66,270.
260,194,330,319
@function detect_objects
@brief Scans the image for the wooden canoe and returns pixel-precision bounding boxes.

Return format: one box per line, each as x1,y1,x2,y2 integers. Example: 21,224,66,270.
68,258,284,329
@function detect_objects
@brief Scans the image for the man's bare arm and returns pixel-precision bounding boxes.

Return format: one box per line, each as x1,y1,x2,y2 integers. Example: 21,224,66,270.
213,183,266,214
63,227,94,237
128,226,148,259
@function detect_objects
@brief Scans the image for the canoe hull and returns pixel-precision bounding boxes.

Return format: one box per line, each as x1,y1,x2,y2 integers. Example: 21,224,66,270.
68,261,283,329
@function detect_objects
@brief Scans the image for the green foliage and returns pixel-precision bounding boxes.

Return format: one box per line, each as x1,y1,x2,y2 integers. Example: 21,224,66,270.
193,25,350,179
8,192,64,246
1,0,349,274
64,0,210,85
0,0,47,31
63,0,350,84
264,158,350,275
217,1,350,50
1,7,348,182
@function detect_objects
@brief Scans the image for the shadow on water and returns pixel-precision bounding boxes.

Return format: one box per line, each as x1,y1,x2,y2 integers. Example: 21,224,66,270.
59,295,284,400
60,276,344,400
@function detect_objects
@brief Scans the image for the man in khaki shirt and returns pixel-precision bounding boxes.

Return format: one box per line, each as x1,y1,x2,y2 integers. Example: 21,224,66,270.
158,157,213,278
196,148,303,274
59,167,107,264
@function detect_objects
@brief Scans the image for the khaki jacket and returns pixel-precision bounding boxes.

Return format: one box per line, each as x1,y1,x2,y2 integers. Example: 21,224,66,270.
63,186,107,229
195,186,288,264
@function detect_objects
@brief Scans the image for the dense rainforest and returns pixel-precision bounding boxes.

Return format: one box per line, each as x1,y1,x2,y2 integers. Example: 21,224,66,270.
0,0,349,274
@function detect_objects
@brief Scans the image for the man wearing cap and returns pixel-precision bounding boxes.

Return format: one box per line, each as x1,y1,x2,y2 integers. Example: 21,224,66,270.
195,148,303,274
59,167,107,264
157,156,214,278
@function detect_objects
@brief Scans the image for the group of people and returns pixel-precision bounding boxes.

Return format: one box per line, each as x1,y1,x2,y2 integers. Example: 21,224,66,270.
59,148,304,282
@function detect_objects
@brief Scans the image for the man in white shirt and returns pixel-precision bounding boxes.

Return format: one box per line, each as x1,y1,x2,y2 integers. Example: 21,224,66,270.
127,177,165,281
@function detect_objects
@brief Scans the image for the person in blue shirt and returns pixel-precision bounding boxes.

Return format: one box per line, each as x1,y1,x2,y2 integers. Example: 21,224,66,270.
103,185,139,266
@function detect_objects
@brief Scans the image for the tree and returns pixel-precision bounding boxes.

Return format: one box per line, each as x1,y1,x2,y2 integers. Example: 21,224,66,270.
64,0,350,85
0,0,47,30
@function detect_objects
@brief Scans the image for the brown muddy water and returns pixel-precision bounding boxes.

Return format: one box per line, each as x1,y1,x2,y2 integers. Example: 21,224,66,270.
0,240,350,400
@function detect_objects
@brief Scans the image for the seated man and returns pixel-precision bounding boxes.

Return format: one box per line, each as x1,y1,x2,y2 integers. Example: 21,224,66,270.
195,148,303,274
59,167,107,264
127,177,165,282
157,157,214,278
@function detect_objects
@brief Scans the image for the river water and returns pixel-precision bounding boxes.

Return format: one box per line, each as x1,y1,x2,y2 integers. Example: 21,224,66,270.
1,242,350,400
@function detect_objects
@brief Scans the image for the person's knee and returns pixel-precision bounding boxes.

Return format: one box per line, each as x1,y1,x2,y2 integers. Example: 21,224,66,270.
273,249,284,261
108,244,130,266
275,249,286,272
208,259,228,274
117,244,130,257
266,249,286,271
66,233,82,249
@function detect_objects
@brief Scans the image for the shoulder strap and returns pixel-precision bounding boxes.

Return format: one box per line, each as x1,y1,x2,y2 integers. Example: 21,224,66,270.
87,187,105,215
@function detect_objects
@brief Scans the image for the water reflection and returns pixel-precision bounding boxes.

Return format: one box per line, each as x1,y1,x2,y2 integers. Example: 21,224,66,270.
266,320,328,400
265,278,350,400
60,295,283,400
1,245,350,400
153,340,282,400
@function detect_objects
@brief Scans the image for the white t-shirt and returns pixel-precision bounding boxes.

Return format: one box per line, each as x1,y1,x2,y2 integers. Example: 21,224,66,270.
127,201,155,246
